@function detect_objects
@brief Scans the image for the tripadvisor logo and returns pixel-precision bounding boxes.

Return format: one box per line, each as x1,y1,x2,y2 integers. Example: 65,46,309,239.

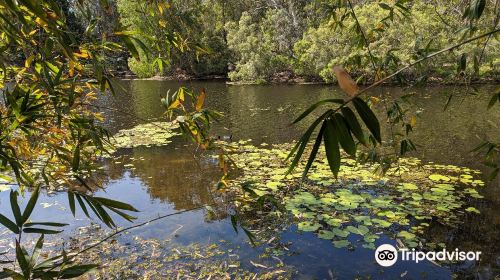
375,244,481,267
375,244,398,267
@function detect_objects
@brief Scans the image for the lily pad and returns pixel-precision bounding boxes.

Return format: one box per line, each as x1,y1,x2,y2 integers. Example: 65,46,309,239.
429,174,451,182
332,240,350,248
112,122,179,149
297,222,321,232
347,225,369,236
465,207,480,214
317,230,335,240
331,228,350,238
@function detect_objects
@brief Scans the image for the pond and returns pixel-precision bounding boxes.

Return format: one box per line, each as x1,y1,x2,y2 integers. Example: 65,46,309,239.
1,80,499,279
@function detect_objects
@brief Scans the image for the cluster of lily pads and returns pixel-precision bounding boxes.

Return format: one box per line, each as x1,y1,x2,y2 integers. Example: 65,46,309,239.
110,122,179,149
226,140,485,250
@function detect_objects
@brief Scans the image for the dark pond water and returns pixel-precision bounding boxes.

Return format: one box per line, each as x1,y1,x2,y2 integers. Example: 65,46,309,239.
1,80,499,279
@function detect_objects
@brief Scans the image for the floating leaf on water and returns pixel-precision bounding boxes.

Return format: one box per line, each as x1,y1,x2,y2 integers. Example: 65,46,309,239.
377,211,396,219
428,174,451,182
400,183,418,190
372,218,392,228
465,207,480,214
332,239,351,248
111,122,179,149
297,221,321,232
331,228,350,238
347,225,369,236
225,141,485,252
353,215,373,226
364,234,379,243
362,243,376,250
317,230,335,240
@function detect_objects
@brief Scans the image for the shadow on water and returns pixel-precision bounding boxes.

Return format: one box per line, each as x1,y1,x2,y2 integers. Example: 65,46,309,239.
1,80,499,278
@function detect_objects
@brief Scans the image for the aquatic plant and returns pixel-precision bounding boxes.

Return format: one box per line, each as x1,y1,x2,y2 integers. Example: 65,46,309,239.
111,122,180,149
225,141,484,251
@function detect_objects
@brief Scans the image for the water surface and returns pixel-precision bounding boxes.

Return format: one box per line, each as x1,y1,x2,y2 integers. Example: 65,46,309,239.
1,81,499,279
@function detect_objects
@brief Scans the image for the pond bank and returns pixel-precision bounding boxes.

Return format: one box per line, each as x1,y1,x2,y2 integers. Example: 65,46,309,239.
116,71,500,86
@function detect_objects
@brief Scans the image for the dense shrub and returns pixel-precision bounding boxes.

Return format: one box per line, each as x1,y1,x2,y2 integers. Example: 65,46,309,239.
293,2,499,83
225,10,295,82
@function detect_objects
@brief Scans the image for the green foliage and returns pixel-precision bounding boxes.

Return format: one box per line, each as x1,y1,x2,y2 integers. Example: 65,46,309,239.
127,57,156,78
225,10,294,82
116,0,229,78
293,1,499,83
0,0,148,278
288,96,381,178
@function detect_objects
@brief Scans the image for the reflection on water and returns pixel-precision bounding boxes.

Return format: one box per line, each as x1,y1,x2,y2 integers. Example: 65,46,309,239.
105,144,220,210
2,80,499,278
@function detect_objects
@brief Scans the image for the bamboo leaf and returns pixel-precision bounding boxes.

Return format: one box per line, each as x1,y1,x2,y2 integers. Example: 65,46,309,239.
107,207,137,222
30,234,44,268
230,215,238,233
59,264,99,279
22,186,39,224
302,122,326,179
71,145,80,172
293,99,343,124
22,228,63,234
24,222,68,227
333,113,356,156
15,241,30,278
471,0,486,19
333,66,359,96
93,197,139,212
323,118,341,177
287,110,332,174
76,194,90,218
0,214,19,234
195,89,206,111
487,90,499,109
10,191,22,226
341,107,367,146
68,192,75,216
352,97,381,143
92,202,116,228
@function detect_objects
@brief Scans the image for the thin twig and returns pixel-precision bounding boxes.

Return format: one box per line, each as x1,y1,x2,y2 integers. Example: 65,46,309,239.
346,0,378,71
71,200,231,258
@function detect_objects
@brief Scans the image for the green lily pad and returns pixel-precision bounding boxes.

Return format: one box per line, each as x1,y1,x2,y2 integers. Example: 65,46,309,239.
297,221,321,232
332,240,350,248
372,218,392,228
362,243,376,250
465,207,480,214
347,225,369,236
429,174,451,182
400,183,418,190
317,230,335,239
331,228,350,238
112,122,179,149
